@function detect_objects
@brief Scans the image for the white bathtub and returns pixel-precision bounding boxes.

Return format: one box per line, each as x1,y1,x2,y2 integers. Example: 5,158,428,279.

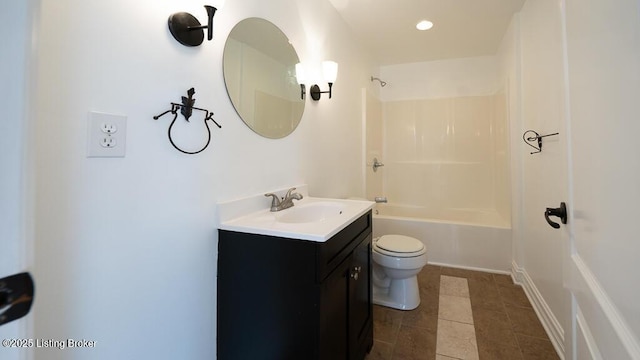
373,204,512,273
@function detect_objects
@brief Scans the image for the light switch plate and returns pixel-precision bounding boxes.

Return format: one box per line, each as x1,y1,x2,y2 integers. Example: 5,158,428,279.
87,112,127,158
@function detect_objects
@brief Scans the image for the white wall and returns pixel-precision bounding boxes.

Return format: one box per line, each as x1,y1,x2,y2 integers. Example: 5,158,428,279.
505,0,569,354
497,12,524,274
29,0,375,359
519,0,568,322
0,0,30,286
0,1,36,359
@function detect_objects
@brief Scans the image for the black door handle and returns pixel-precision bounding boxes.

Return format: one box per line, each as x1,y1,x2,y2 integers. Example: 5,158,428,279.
545,202,567,229
0,272,34,326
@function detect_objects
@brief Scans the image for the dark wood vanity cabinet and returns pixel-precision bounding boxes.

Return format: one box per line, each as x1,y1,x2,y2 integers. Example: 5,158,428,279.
217,211,373,360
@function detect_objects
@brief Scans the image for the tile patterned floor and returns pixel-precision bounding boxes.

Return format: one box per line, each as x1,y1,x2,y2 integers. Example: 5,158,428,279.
436,276,478,359
366,265,561,360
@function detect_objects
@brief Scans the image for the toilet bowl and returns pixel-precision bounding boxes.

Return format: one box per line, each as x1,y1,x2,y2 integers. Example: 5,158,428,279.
371,235,428,310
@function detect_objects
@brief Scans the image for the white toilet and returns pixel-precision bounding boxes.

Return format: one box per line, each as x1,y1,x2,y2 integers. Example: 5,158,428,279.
371,234,428,310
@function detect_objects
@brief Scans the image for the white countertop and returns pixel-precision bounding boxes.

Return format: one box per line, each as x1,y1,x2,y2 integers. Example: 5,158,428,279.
218,194,374,242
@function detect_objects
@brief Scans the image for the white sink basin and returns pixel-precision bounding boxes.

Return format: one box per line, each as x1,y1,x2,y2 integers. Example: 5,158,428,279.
276,201,347,224
217,188,374,242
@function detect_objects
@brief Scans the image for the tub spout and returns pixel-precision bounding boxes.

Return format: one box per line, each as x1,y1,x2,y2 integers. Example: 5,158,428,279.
375,197,388,203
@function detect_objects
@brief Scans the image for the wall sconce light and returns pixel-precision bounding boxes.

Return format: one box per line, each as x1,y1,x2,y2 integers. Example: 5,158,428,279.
168,2,224,47
295,61,338,101
311,61,338,101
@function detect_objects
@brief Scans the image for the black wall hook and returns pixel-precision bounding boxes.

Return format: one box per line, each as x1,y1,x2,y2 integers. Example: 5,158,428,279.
523,130,559,154
153,88,221,154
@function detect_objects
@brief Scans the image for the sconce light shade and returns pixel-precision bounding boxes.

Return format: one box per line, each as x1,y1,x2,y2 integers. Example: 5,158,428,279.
322,61,338,83
168,5,218,47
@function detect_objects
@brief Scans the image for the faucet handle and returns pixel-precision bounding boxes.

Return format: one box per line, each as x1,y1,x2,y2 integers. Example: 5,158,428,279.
284,187,297,198
264,193,281,208
285,187,304,201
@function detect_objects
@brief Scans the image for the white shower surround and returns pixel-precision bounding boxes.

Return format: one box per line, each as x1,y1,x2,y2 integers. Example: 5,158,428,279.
364,55,512,273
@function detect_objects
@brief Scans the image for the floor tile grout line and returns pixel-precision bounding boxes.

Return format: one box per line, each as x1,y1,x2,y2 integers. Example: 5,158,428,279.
437,318,475,326
435,351,466,360
438,293,474,325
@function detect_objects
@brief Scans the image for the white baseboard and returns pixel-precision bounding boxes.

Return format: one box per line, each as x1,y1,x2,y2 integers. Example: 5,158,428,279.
428,261,511,275
511,261,565,359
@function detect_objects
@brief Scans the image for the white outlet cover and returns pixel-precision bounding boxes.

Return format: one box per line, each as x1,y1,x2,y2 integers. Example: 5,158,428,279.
87,112,126,157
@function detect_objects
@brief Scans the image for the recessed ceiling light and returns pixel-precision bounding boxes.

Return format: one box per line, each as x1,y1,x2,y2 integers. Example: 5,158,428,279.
416,20,434,31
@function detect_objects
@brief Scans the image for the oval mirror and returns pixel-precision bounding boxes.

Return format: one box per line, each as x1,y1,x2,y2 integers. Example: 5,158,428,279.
223,18,305,139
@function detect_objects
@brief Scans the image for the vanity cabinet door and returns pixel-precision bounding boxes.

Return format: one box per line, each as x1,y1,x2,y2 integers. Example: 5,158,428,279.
318,234,373,360
349,235,373,360
318,256,350,360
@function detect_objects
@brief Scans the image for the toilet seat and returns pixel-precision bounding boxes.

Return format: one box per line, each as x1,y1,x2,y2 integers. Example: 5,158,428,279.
373,235,426,258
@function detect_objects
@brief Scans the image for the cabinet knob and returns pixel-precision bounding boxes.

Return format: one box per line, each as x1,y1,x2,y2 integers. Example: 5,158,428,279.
350,266,362,280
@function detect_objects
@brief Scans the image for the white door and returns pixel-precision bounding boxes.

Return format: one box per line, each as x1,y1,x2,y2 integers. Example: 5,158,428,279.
0,1,36,359
562,0,640,358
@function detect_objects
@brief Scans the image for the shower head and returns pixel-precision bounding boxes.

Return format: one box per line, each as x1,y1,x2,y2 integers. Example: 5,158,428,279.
371,76,387,87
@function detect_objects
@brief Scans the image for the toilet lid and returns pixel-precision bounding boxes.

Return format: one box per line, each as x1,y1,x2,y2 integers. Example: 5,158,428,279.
376,235,424,254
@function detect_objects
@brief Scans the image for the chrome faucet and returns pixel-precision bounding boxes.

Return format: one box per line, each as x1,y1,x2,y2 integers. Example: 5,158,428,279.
265,187,304,212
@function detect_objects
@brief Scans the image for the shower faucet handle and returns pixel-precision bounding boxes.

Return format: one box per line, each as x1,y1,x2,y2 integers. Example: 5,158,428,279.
372,158,385,172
